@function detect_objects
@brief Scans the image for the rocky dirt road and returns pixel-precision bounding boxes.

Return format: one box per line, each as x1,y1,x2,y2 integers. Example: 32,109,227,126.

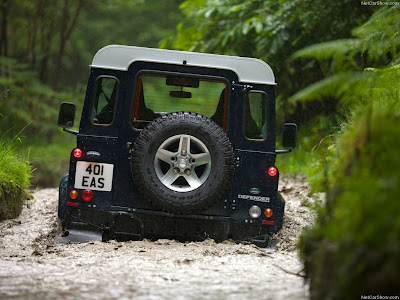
0,177,320,300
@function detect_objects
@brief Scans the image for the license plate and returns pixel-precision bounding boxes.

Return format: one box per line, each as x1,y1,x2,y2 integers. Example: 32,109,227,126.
74,161,114,192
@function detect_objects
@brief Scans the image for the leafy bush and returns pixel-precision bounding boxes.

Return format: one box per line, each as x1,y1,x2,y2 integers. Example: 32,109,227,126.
300,96,400,299
297,7,400,299
163,0,374,130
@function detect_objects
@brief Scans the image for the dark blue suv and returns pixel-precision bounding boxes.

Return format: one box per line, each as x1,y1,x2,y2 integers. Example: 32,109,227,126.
57,45,297,246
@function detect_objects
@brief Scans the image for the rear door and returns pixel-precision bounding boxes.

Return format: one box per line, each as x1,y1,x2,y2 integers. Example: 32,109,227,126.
230,88,278,221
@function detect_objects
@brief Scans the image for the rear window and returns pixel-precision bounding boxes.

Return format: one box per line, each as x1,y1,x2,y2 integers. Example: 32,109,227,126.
132,74,228,129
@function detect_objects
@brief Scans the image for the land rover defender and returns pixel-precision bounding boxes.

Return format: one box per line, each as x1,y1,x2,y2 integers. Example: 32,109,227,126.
57,45,297,246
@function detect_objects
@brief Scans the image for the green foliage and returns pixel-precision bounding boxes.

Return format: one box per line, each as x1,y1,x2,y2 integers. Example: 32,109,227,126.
0,133,31,220
291,6,400,105
25,138,75,187
0,57,80,187
164,1,375,166
1,57,68,138
276,110,344,183
275,144,316,176
164,0,374,105
62,0,184,86
291,6,400,189
3,0,183,88
300,96,400,299
292,39,361,61
298,7,400,299
2,1,184,186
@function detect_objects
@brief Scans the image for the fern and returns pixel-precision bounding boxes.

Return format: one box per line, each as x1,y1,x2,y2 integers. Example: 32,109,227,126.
291,7,400,106
292,39,360,61
289,72,370,103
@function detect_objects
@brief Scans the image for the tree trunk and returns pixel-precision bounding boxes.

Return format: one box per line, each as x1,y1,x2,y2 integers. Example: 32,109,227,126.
0,0,9,57
52,0,82,90
39,15,55,84
31,1,42,69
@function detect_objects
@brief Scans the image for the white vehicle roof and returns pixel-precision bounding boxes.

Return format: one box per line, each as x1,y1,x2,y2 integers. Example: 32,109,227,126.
91,45,275,85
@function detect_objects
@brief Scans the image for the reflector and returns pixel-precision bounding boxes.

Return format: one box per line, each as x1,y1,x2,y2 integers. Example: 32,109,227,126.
69,190,79,199
262,220,274,225
264,208,273,218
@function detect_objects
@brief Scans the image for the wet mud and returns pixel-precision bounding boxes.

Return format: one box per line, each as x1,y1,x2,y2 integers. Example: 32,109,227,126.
0,177,322,299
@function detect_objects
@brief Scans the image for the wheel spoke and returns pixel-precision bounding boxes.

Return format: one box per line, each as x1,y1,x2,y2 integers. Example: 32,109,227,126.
185,173,202,189
178,135,191,154
161,169,179,187
192,152,211,166
155,149,175,164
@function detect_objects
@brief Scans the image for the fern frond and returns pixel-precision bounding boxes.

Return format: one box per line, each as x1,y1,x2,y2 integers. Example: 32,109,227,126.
289,72,370,103
291,39,360,61
291,62,400,104
365,6,396,22
353,7,400,39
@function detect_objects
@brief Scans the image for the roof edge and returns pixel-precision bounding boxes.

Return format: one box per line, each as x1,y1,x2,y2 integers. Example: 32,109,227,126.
91,45,276,85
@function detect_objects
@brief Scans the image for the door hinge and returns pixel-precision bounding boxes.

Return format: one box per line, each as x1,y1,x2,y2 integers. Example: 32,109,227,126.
232,81,253,92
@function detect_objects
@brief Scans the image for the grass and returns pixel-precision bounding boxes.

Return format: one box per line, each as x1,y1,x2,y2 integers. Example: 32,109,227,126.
0,136,32,220
276,143,316,175
276,121,336,195
17,132,76,187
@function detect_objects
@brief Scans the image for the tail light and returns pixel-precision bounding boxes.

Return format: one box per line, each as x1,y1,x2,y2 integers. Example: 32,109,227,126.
267,166,278,177
73,148,83,158
82,190,94,202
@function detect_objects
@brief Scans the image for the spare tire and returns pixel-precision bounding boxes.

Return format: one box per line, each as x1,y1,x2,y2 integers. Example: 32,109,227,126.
131,112,234,214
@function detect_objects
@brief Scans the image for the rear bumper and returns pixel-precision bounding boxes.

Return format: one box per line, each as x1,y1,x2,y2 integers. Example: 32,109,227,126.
60,207,278,247
58,171,285,247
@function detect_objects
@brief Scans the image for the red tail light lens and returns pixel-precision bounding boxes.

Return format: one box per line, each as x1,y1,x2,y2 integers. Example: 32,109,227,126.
73,148,83,158
268,166,278,177
82,190,93,202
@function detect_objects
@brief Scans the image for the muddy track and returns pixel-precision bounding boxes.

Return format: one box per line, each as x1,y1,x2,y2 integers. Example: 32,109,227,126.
0,177,321,300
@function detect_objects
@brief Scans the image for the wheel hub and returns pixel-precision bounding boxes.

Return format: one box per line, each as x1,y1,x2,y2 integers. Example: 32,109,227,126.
154,134,212,192
175,154,193,172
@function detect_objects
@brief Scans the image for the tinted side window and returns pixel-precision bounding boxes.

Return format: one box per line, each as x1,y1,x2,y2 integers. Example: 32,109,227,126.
90,77,118,125
244,91,268,140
